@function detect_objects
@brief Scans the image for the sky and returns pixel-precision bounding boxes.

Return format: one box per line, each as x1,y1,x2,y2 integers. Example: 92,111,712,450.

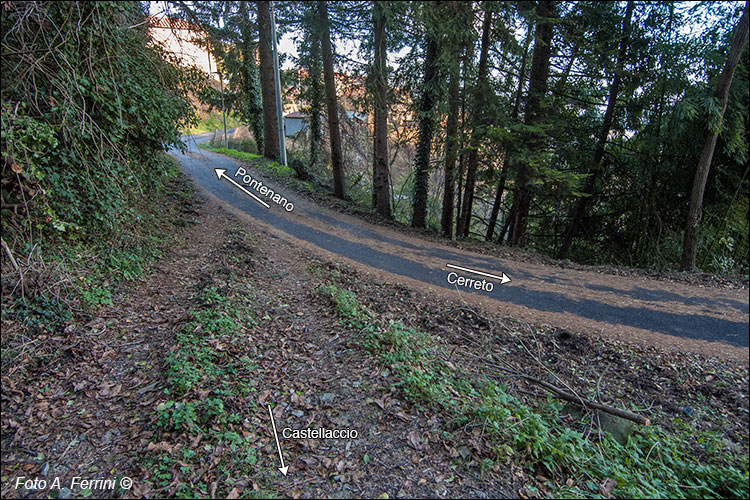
148,1,745,75
147,1,410,71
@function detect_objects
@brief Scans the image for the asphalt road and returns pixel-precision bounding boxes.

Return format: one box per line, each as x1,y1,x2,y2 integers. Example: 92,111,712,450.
172,133,749,351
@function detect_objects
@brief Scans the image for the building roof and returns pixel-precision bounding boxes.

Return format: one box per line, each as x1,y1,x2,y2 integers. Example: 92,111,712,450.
147,16,202,32
285,111,307,119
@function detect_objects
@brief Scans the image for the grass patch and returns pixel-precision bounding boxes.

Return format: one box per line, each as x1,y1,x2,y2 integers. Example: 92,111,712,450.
198,144,334,202
199,143,293,176
183,111,244,135
318,283,749,499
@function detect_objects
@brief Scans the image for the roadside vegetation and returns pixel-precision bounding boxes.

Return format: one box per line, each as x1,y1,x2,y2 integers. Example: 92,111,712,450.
1,2,199,326
183,110,245,135
317,280,749,499
1,2,204,471
142,233,277,498
199,140,322,198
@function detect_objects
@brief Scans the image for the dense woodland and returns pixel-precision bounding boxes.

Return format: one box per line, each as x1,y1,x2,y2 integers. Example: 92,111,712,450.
179,0,749,275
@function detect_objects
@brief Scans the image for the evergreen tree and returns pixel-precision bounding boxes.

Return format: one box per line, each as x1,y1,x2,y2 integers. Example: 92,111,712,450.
506,0,557,247
681,1,748,270
318,0,346,199
557,0,635,259
411,2,442,229
456,6,493,239
372,1,392,218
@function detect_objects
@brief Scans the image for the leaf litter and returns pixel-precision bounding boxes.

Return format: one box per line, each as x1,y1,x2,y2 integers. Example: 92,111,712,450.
2,182,747,499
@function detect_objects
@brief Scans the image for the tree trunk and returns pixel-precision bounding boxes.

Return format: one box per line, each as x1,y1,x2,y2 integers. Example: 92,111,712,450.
238,1,264,155
441,45,463,238
455,42,471,237
486,19,534,242
306,23,323,168
257,1,280,160
485,165,507,241
372,2,391,218
318,0,346,199
681,2,748,270
557,0,634,259
507,0,556,247
638,3,674,262
456,8,492,238
411,11,440,229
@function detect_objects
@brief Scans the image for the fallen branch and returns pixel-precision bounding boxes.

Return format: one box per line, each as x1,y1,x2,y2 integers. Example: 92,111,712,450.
1,237,25,299
447,304,653,426
491,364,651,426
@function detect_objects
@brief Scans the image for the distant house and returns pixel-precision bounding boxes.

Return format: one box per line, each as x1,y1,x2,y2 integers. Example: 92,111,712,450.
344,110,368,122
284,111,307,137
148,16,217,79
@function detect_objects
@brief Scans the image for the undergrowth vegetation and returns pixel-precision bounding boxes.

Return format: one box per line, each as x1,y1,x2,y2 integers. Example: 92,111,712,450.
143,227,276,499
1,2,203,323
318,283,749,499
184,110,245,135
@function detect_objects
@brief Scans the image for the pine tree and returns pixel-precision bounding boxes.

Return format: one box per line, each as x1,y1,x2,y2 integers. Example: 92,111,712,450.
372,1,391,218
318,0,346,199
411,2,441,229
557,0,635,259
441,2,473,239
681,2,749,270
296,3,324,168
456,6,492,239
506,0,556,247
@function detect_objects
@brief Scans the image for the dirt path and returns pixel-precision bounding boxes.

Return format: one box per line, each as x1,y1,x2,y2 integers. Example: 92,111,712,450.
4,181,747,499
174,138,748,362
2,194,520,499
1,192,228,498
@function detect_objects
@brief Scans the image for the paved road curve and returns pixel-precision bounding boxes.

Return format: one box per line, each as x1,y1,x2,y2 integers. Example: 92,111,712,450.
172,134,749,355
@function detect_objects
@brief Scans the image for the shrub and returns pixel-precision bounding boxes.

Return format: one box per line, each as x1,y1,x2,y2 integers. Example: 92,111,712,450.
1,1,201,296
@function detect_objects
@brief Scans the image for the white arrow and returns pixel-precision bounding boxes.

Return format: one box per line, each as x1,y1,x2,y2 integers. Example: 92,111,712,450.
214,168,271,209
446,263,512,284
267,404,288,476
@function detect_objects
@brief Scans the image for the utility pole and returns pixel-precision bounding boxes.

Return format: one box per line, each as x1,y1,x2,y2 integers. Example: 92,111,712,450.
215,71,228,148
270,1,286,166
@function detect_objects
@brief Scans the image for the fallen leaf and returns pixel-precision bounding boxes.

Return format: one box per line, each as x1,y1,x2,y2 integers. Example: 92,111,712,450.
109,383,122,398
599,478,617,498
258,390,271,405
407,430,421,450
191,434,202,448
